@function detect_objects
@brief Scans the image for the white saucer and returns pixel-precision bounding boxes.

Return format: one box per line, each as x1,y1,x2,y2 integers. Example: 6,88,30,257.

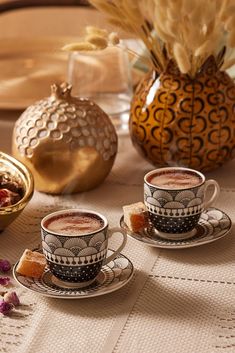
120,208,232,249
13,250,134,299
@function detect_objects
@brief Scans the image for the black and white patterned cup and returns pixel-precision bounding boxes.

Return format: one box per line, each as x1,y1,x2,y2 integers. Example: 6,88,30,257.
41,209,127,286
144,167,220,240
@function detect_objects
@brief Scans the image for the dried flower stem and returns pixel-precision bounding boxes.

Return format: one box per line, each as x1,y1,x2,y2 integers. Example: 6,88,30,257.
89,0,235,76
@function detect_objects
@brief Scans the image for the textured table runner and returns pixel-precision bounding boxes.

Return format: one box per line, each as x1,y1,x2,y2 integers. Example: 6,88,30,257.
1,120,235,353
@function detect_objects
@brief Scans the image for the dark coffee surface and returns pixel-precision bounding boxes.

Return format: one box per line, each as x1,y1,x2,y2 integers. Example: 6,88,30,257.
44,212,104,236
148,170,202,189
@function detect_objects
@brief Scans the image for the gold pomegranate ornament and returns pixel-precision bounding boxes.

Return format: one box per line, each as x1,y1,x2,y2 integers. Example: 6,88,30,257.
12,83,118,194
130,57,235,172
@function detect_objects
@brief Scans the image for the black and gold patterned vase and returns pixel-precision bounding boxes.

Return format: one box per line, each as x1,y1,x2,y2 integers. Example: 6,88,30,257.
130,57,235,172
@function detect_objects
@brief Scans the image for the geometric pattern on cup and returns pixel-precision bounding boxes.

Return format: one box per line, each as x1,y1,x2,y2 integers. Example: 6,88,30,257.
41,229,107,256
149,212,201,234
54,246,98,257
145,203,203,217
144,179,209,236
43,248,107,266
144,183,204,208
42,239,108,257
48,261,103,283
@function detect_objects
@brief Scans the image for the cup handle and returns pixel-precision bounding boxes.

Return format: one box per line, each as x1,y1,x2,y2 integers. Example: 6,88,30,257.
203,179,220,209
103,227,127,265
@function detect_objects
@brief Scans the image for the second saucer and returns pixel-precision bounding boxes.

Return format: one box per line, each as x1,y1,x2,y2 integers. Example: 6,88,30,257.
120,208,231,249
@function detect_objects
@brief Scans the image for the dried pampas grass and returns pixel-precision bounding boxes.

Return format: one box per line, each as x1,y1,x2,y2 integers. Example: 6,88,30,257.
173,43,191,74
89,0,235,77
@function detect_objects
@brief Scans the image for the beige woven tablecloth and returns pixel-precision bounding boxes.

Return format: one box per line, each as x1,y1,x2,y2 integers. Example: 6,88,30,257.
0,119,235,353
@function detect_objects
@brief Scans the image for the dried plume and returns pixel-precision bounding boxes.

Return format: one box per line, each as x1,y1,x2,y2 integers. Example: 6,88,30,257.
87,0,235,76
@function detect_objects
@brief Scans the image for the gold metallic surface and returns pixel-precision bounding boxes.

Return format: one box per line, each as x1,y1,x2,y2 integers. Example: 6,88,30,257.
12,83,118,194
0,151,34,231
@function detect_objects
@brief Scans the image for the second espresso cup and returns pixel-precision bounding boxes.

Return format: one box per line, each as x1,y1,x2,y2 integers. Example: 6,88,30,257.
144,167,220,240
41,209,127,286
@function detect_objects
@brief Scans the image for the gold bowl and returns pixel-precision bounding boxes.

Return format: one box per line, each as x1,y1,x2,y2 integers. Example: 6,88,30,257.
0,151,34,232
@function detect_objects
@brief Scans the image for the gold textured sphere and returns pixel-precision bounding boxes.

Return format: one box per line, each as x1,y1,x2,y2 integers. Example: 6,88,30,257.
12,83,118,194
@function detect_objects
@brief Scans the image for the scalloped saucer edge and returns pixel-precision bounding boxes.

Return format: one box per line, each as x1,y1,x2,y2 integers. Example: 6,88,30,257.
13,249,134,299
120,207,232,249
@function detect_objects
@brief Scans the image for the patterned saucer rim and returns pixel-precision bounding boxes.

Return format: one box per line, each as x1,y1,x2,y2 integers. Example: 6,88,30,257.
120,207,232,249
13,249,134,299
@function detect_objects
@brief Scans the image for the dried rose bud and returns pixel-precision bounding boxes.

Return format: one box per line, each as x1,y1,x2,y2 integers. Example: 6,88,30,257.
0,300,13,315
0,259,11,272
3,291,20,306
0,189,9,198
0,189,21,207
0,277,10,286
0,189,11,207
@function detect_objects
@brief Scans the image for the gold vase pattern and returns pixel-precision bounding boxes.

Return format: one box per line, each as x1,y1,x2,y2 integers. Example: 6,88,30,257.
12,83,118,194
130,57,235,172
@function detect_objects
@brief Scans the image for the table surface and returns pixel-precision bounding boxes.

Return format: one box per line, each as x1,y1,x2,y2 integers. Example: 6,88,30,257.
0,116,235,353
1,6,235,353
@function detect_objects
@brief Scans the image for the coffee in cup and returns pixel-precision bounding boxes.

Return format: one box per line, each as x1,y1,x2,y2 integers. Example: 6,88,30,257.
144,167,220,240
44,212,104,235
147,170,202,189
41,209,127,286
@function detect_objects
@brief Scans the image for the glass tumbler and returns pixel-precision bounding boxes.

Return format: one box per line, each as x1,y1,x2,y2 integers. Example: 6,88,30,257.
67,45,133,133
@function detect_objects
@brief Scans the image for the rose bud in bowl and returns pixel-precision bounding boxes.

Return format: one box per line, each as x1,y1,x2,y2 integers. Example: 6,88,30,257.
0,152,34,232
